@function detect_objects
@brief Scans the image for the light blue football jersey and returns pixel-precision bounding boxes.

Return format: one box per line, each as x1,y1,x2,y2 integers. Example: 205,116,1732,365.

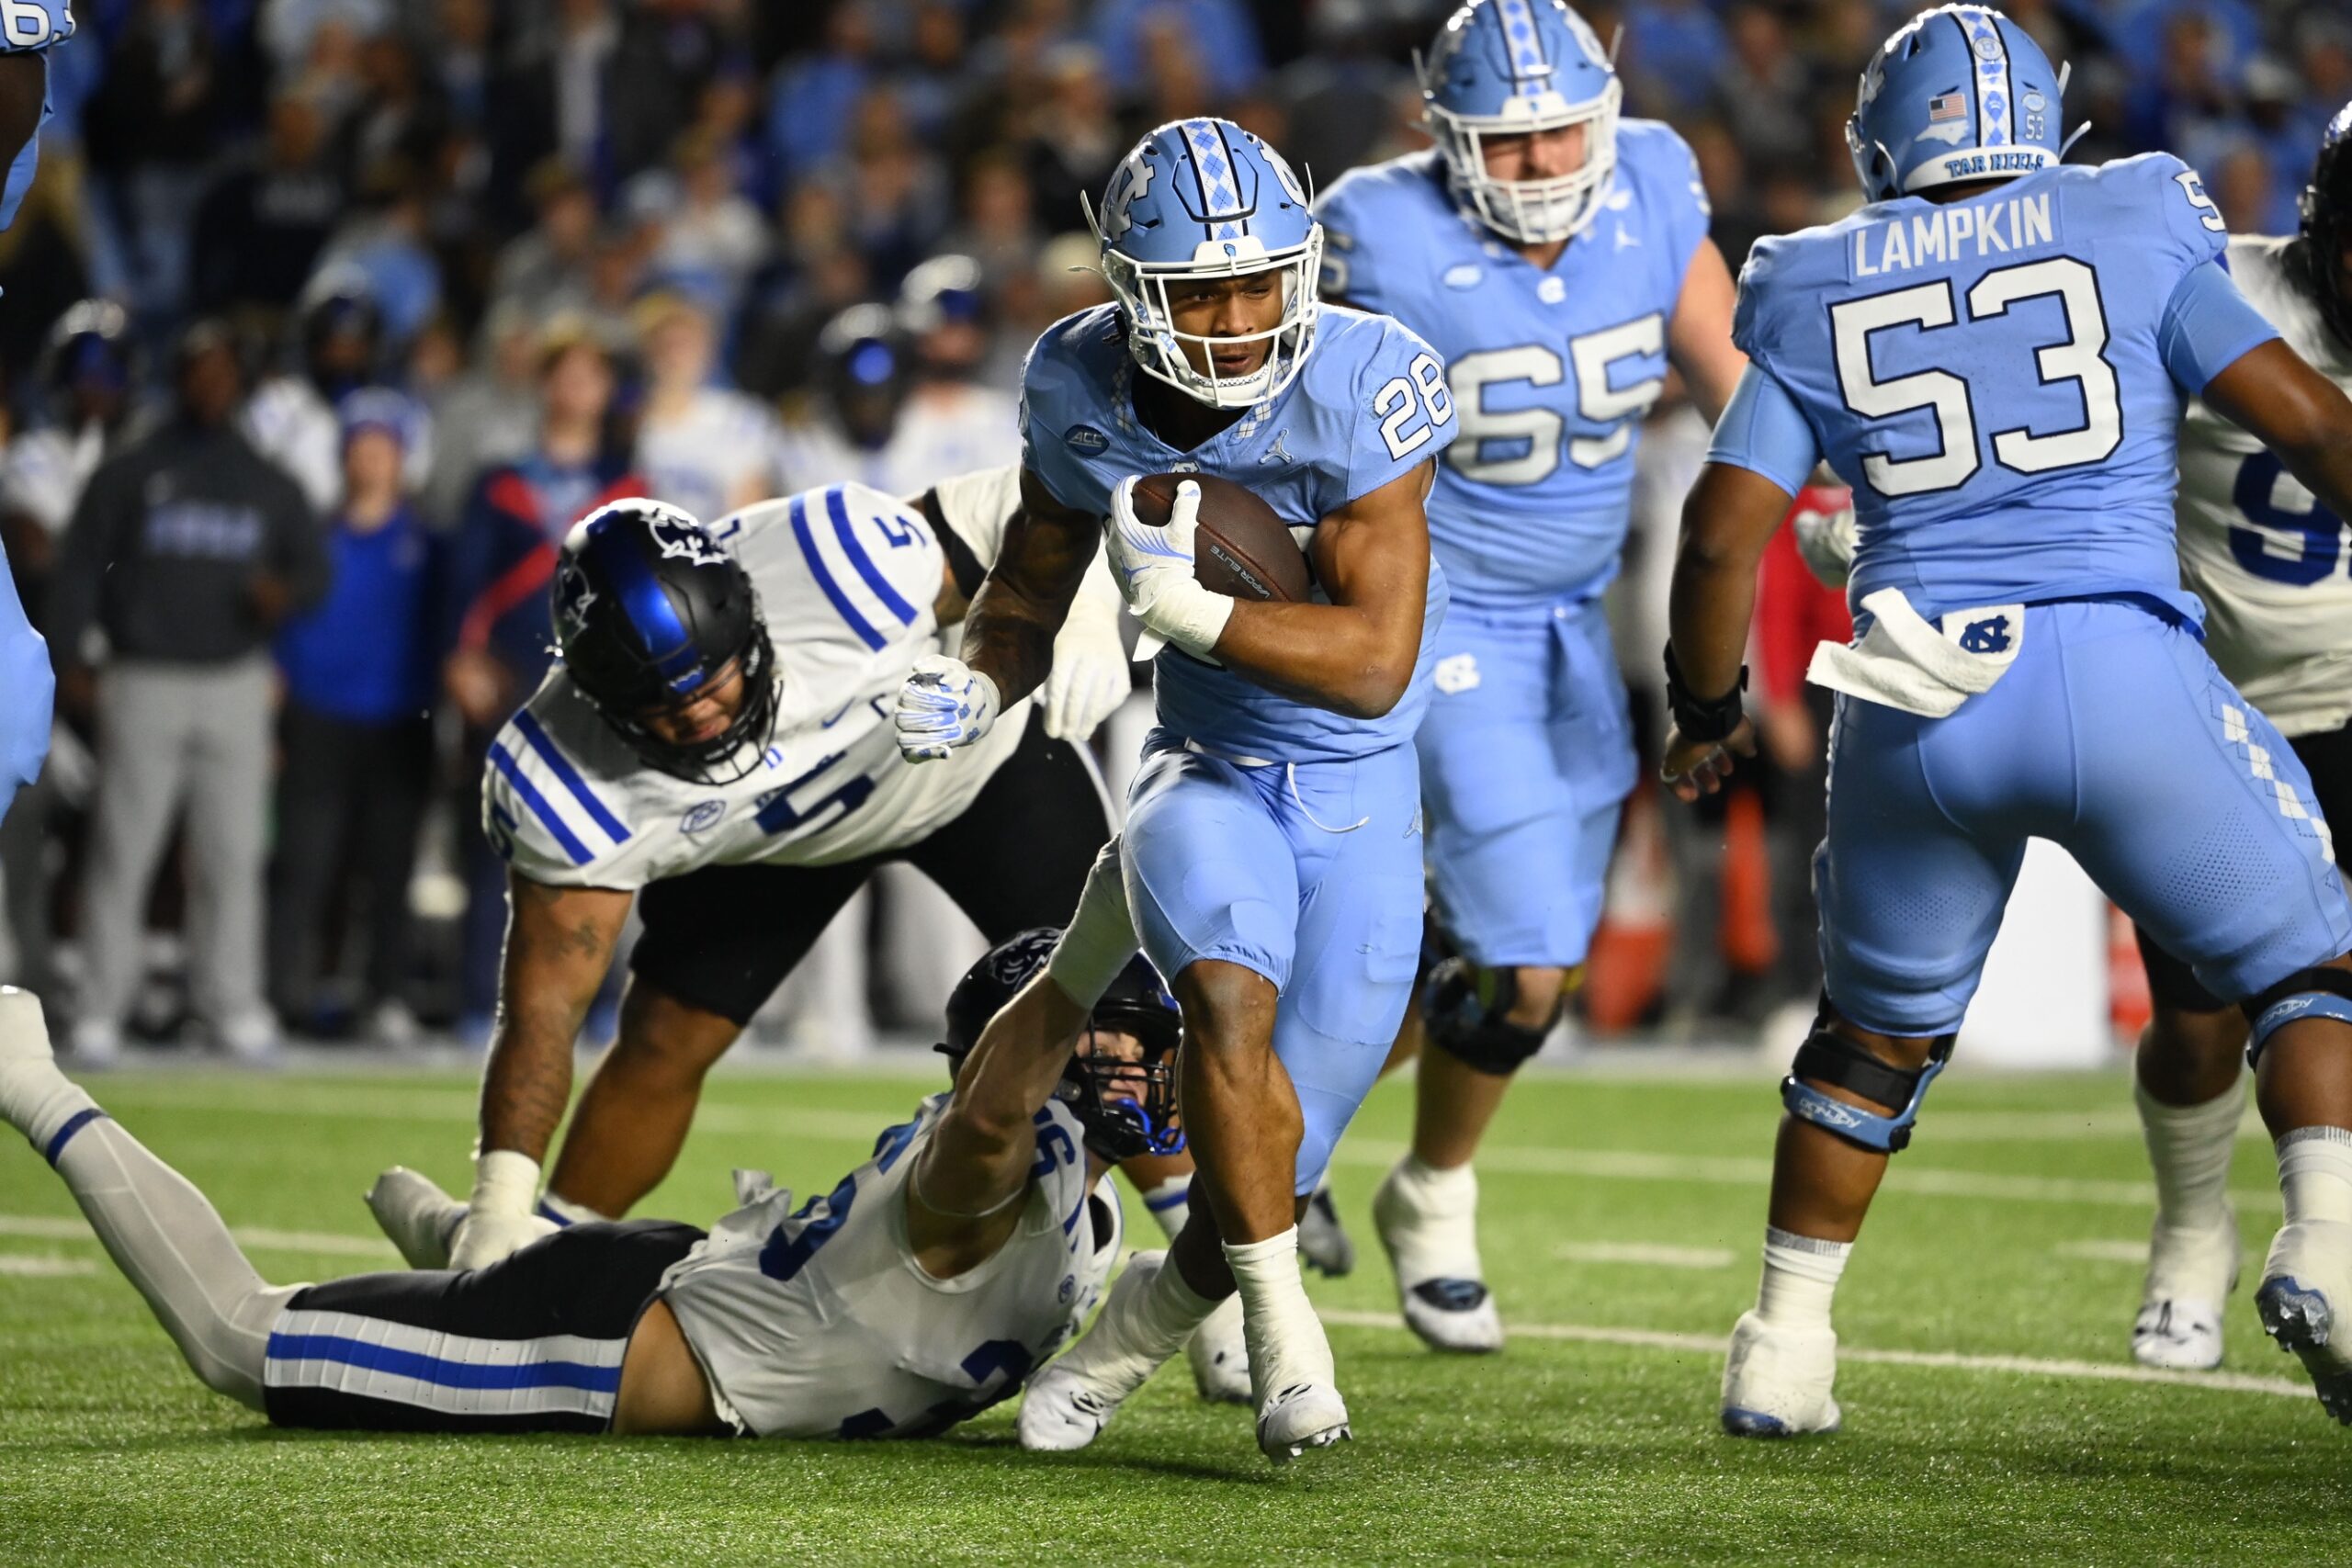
1316,123,1712,607
0,0,72,231
1022,303,1457,764
1733,152,2273,622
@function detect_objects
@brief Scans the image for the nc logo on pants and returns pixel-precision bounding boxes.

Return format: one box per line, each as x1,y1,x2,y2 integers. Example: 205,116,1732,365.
1958,615,2012,655
1435,653,1481,694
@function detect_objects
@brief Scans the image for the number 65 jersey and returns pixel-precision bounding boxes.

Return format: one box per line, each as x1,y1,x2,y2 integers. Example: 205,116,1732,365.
482,481,1027,889
1316,123,1712,607
1732,152,2271,622
2175,234,2352,739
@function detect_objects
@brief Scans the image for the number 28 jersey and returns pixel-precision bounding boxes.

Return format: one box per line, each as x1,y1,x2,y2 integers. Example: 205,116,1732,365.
1733,152,2274,622
481,482,1026,890
1316,125,1712,608
2176,235,2352,738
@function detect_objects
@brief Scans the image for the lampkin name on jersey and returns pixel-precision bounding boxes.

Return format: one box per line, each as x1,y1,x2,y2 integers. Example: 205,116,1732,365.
1850,189,2056,279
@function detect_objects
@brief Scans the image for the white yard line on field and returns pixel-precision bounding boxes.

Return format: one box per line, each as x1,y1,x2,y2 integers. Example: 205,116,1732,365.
1314,1309,2311,1400
0,1213,394,1258
0,1254,96,1276
2054,1239,2164,1264
1554,1242,1736,1269
65,1086,2282,1209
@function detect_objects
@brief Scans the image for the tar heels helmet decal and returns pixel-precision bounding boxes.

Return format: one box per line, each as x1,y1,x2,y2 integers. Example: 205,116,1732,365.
1848,6,2081,203
1419,0,1623,245
1085,118,1324,411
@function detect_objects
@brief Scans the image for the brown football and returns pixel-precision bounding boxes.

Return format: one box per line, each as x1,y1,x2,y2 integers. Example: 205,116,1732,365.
1132,471,1312,604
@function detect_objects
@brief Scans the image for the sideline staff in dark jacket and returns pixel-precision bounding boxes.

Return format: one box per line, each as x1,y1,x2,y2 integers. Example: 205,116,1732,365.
48,321,323,1066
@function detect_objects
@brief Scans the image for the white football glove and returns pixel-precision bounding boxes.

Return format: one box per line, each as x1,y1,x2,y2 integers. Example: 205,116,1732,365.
1792,495,1858,591
1041,550,1133,742
895,652,1002,761
1105,475,1232,661
446,1149,558,1271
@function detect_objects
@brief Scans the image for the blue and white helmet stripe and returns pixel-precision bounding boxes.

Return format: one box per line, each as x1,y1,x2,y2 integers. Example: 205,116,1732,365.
1087,118,1323,411
1849,6,2071,202
1418,0,1623,244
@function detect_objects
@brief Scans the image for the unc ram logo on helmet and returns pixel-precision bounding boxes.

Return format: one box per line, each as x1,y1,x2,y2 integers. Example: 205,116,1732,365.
1086,118,1324,410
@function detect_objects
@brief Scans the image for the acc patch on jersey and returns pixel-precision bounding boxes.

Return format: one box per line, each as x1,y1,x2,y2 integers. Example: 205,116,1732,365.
681,800,727,834
1065,425,1110,455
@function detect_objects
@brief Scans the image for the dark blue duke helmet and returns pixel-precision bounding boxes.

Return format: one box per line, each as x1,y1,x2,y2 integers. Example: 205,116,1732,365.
2301,101,2352,355
938,929,1186,1163
552,499,778,784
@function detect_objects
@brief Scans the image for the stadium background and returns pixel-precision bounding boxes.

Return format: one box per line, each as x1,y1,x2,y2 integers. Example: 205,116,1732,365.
0,0,2347,1062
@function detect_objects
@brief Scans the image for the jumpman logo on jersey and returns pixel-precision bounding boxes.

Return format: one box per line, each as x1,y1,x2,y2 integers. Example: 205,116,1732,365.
1958,615,2013,655
1260,429,1295,466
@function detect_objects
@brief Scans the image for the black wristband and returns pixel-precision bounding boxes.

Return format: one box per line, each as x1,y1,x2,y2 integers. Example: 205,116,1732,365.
1664,645,1747,743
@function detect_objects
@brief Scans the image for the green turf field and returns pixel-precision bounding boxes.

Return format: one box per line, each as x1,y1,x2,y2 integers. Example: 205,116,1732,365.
2,1062,2346,1565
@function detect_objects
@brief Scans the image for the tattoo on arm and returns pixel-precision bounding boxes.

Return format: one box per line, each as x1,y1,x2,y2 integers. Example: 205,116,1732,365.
957,470,1098,706
478,877,627,1160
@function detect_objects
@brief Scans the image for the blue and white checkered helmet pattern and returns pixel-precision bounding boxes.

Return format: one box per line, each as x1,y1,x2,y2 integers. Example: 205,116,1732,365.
1086,118,1323,410
1848,6,2071,202
1419,0,1623,244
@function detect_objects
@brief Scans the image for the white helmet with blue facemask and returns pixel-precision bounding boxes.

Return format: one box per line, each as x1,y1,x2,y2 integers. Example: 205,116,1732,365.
1086,118,1323,411
1419,0,1623,245
1848,6,2079,202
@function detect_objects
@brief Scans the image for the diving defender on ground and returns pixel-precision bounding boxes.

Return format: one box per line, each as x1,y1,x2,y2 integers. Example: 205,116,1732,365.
1313,0,1747,1352
896,118,1455,1461
446,477,1184,1270
1795,103,2352,1374
1663,6,2352,1434
0,921,1175,1438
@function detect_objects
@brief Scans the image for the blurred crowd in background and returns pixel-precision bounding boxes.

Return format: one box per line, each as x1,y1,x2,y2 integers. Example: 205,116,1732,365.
1,0,2346,1059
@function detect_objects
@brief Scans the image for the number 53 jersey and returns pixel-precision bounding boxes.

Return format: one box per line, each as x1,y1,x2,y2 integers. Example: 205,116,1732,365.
482,482,1027,890
1733,152,2273,622
1316,125,1712,607
2175,234,2352,739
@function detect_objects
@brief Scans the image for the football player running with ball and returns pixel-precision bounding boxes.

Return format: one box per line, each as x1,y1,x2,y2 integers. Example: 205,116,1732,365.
1312,0,1747,1353
1793,105,2352,1374
896,118,1455,1461
1664,6,2352,1434
0,923,1175,1440
439,478,1214,1293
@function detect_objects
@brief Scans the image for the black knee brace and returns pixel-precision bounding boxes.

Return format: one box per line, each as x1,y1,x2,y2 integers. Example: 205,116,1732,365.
1423,958,1560,1077
2241,965,2352,1065
1782,1016,1954,1154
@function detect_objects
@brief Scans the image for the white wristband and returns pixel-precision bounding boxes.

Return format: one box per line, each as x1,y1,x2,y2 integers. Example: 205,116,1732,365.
469,1148,541,1217
1140,574,1234,662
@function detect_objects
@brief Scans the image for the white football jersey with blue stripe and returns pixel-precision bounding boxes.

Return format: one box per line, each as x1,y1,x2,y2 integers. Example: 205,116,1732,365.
482,481,1028,889
2175,235,2352,739
660,1093,1120,1438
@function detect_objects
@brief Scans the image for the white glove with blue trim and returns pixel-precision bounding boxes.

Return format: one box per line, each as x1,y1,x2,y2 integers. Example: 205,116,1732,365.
1105,475,1232,662
895,652,1002,762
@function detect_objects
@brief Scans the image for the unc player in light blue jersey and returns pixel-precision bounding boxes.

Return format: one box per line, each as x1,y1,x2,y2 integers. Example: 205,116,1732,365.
1313,0,1749,1353
0,0,70,834
895,118,1456,1461
1662,6,2352,1436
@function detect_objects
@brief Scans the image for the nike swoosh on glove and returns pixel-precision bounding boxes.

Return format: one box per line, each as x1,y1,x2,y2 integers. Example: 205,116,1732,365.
895,652,1002,761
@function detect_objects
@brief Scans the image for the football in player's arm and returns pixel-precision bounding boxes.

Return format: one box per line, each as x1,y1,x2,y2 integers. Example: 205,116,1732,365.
0,908,1174,1440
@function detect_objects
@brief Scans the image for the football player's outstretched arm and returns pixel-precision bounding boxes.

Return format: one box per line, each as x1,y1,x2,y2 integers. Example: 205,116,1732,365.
1668,239,1748,424
1660,461,1794,799
1210,460,1435,719
2201,339,2352,525
453,874,630,1267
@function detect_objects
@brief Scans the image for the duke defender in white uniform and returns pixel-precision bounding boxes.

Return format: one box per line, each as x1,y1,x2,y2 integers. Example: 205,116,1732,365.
1312,0,1748,1353
0,924,1170,1440
445,481,1175,1278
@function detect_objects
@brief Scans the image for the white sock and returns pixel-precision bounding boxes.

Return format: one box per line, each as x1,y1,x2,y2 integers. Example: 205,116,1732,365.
1066,1251,1218,1394
2137,1075,2245,1235
2278,1126,2352,1228
1382,1153,1480,1278
1757,1226,1851,1332
47,1111,300,1411
1139,1175,1191,1243
1224,1227,1335,1402
538,1192,613,1227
